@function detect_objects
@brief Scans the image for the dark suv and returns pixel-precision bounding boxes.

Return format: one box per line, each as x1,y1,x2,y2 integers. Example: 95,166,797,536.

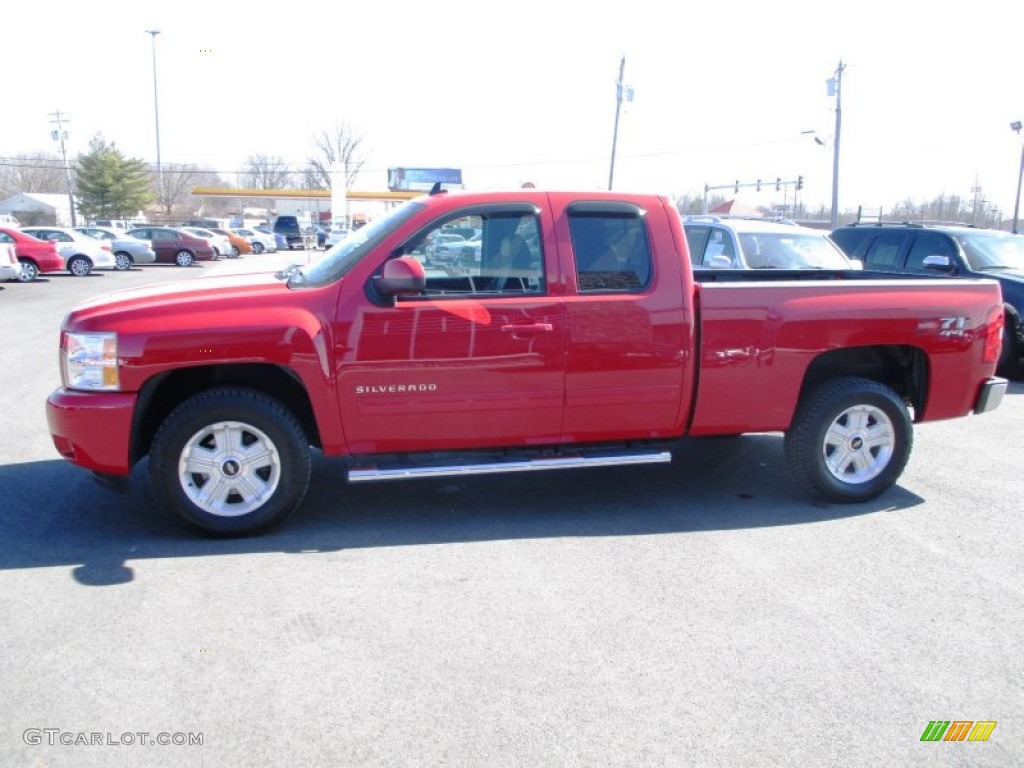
830,222,1024,376
273,216,317,250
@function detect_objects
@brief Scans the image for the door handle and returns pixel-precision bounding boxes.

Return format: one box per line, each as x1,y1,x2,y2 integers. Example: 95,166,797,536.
501,323,553,334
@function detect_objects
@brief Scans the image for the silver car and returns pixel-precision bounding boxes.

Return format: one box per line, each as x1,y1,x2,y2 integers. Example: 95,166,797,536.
75,226,157,270
231,227,278,254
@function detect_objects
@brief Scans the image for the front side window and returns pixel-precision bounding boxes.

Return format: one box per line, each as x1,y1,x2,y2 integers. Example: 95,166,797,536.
406,211,544,296
570,211,652,291
906,232,956,271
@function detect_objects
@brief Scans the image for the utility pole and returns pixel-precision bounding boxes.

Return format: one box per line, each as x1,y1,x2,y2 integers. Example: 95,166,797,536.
608,56,628,191
49,110,77,226
828,60,845,229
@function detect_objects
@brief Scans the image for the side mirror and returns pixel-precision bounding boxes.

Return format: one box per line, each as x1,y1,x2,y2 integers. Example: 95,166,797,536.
922,254,953,272
374,256,426,296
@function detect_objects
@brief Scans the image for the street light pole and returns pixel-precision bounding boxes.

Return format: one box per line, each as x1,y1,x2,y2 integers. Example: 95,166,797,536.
146,30,163,208
828,60,845,230
1012,121,1023,234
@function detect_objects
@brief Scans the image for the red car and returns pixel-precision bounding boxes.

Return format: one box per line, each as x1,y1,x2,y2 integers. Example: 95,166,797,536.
0,227,65,282
125,226,218,266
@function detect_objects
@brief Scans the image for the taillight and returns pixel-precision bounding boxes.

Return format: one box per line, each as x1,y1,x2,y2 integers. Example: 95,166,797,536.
983,307,1004,365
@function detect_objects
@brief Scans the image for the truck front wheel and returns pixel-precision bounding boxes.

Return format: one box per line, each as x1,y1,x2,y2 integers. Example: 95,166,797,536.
148,388,311,536
784,377,912,503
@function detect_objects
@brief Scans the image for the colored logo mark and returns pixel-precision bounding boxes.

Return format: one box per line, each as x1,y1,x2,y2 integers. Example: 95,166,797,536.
920,721,997,742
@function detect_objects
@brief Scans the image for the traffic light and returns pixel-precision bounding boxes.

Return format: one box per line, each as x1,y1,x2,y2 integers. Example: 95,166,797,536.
796,175,804,191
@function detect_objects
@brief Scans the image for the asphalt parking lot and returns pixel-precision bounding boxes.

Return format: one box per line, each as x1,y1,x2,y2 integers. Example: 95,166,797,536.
1,254,1021,767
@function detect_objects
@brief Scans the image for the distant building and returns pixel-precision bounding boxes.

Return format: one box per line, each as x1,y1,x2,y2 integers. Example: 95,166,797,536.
0,192,76,226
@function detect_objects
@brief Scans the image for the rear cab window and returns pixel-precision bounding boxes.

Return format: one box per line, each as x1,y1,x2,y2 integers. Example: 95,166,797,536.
566,202,652,291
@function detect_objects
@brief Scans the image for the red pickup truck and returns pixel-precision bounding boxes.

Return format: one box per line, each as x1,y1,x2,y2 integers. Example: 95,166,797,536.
46,189,1008,535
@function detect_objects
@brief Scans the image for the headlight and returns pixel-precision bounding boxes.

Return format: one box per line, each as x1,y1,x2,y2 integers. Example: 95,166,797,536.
62,332,119,390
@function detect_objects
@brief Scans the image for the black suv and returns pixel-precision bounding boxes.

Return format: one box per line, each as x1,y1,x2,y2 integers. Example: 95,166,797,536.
273,216,317,250
830,222,1024,376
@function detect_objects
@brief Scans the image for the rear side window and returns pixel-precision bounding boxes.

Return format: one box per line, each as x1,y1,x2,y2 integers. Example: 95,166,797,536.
569,211,652,292
861,232,908,270
829,227,874,257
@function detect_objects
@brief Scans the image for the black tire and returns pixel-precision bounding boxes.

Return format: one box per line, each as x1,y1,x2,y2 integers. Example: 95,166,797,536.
784,377,912,503
174,250,195,267
997,317,1020,378
68,255,92,277
148,388,311,536
252,242,265,254
230,246,240,258
114,251,133,271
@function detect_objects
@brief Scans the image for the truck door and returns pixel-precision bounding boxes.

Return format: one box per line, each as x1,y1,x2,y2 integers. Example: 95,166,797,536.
335,202,567,454
557,200,689,441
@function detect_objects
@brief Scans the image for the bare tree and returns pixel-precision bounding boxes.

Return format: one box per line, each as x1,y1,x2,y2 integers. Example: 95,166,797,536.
0,153,70,197
150,163,227,218
242,154,292,190
306,122,367,190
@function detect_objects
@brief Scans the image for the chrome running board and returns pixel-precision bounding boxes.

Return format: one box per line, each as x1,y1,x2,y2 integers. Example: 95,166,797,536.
347,449,671,483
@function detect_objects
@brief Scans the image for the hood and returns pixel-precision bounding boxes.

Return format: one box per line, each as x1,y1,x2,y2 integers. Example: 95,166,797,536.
65,270,312,331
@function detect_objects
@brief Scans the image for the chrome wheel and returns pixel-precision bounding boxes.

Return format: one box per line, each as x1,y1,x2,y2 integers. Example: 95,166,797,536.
784,377,912,503
149,388,311,535
174,250,194,266
17,259,38,282
177,421,282,517
821,404,895,484
252,242,264,254
114,252,132,271
68,256,91,276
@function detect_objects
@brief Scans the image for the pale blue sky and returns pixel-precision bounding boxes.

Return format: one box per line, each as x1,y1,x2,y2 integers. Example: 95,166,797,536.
6,0,1023,217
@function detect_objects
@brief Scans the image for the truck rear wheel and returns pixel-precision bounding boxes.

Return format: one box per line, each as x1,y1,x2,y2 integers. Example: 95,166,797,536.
148,388,311,536
784,377,912,503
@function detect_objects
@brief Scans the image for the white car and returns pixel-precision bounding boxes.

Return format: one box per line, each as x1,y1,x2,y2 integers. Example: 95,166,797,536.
431,232,482,267
182,227,231,259
231,227,278,254
20,226,118,276
325,227,350,249
683,216,857,270
75,225,157,270
0,242,20,282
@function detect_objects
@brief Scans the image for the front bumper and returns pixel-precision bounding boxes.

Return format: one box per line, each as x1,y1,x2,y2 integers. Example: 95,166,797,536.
974,376,1008,415
46,387,138,474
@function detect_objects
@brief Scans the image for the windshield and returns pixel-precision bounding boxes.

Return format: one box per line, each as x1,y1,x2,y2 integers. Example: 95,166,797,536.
958,232,1024,271
292,201,426,288
738,232,851,269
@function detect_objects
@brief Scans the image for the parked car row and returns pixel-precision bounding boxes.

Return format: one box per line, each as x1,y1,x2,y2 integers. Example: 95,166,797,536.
0,223,242,279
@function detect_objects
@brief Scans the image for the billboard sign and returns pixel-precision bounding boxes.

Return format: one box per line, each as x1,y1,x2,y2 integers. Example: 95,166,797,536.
387,167,463,192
